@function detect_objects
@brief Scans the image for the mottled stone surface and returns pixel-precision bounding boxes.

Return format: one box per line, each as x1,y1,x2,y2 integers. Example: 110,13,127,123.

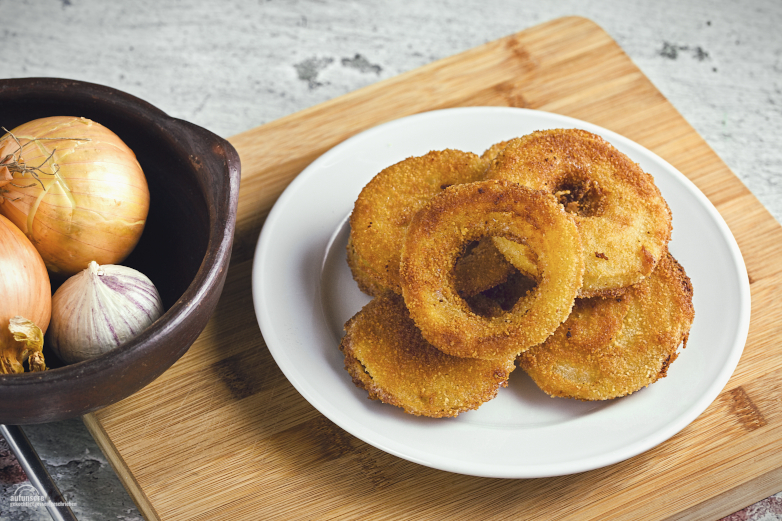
1,438,27,486
1,419,142,520
1,0,780,519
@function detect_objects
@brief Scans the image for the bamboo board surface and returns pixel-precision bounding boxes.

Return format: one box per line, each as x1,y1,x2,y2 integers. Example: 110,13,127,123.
83,16,782,521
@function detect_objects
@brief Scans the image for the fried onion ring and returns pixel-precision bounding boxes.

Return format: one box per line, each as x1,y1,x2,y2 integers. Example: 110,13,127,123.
519,253,694,400
349,149,490,294
400,179,584,360
480,140,510,163
486,129,672,297
346,235,393,297
339,294,515,417
348,234,515,298
348,149,515,297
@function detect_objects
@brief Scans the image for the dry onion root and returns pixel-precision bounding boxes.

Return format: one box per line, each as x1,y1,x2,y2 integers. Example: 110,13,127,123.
4,317,47,373
0,116,150,278
0,214,51,374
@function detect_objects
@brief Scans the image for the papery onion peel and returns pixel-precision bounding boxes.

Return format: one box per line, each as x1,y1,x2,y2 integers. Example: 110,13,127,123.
0,116,150,278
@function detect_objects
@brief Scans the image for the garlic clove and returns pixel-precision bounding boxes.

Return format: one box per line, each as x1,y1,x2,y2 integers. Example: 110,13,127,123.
49,261,164,364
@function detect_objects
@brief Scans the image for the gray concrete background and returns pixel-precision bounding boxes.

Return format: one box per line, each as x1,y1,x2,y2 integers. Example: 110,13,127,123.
0,0,780,519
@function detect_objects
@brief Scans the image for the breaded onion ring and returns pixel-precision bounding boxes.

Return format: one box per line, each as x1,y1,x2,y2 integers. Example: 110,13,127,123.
400,180,584,360
346,236,393,297
480,140,510,163
348,235,515,298
348,149,513,296
339,294,515,417
486,129,672,297
519,253,694,400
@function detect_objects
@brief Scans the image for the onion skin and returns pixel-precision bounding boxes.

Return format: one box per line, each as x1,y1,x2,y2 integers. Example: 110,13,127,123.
0,116,150,278
0,214,51,373
49,261,163,364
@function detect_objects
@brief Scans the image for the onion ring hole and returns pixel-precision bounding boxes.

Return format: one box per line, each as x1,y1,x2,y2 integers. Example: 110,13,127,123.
553,172,606,218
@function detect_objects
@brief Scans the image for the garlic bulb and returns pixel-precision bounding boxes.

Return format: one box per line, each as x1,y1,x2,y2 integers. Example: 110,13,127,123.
49,261,164,364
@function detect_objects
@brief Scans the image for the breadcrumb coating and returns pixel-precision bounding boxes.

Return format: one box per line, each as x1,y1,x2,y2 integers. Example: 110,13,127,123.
339,294,515,417
486,129,672,297
519,253,694,400
349,149,493,293
400,180,584,360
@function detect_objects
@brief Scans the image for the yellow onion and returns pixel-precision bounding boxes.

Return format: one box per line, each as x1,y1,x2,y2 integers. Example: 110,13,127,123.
0,116,150,278
0,214,51,374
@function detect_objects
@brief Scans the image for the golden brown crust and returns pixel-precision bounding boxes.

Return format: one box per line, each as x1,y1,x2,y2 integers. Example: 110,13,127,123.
339,294,516,417
480,140,511,163
400,179,584,360
518,253,694,400
349,150,490,293
485,129,672,297
346,236,394,297
348,234,515,298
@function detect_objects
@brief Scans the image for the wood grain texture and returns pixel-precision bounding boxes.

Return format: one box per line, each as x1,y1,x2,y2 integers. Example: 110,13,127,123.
83,16,782,520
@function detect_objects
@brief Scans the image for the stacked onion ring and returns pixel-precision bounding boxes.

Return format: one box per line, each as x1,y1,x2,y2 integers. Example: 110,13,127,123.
339,129,693,416
485,129,672,297
399,179,583,361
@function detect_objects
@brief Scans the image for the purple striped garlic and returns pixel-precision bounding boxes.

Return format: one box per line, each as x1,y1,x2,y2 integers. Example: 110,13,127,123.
48,261,163,364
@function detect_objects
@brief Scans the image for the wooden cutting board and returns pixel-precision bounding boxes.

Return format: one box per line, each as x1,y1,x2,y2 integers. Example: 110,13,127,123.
84,16,782,521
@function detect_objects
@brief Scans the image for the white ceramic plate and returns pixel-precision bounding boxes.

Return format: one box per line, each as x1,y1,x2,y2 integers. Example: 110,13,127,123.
252,107,750,478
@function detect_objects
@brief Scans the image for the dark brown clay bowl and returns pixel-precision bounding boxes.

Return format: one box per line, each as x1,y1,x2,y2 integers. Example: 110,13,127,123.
0,78,241,424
